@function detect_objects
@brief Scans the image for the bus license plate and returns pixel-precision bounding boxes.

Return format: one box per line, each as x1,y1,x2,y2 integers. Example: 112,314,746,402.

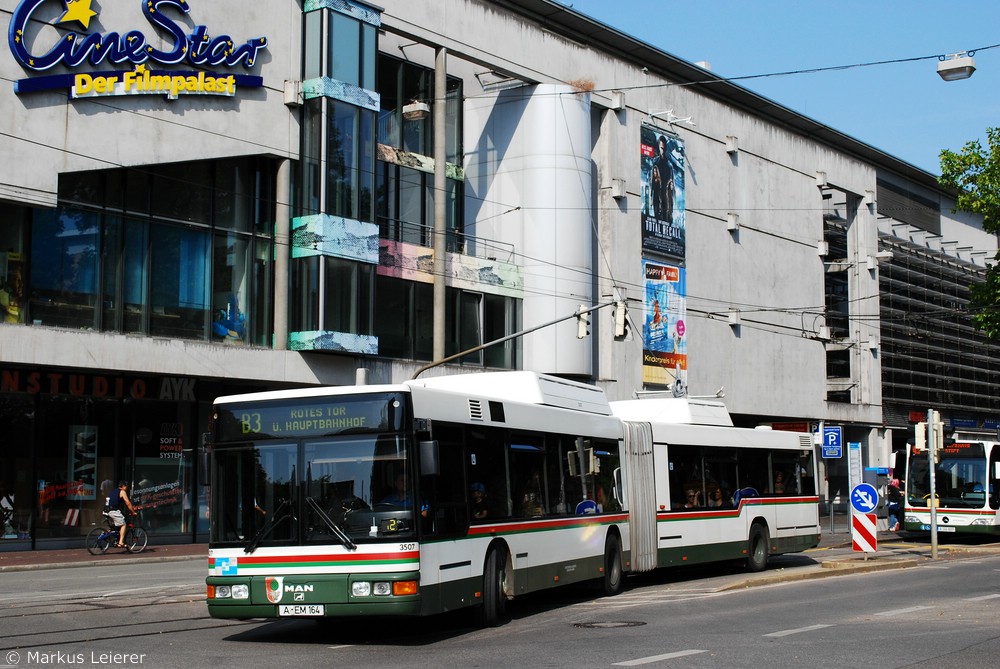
279,604,324,616
919,525,956,532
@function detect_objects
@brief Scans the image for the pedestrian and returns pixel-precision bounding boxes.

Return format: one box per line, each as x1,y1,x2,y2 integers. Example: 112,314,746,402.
887,479,903,532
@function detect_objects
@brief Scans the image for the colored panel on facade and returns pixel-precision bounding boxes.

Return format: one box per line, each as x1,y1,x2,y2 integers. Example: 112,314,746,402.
642,260,688,389
305,0,383,25
449,252,522,297
640,125,686,259
378,240,434,282
291,215,379,264
289,330,378,355
377,240,523,298
302,78,379,110
376,144,464,180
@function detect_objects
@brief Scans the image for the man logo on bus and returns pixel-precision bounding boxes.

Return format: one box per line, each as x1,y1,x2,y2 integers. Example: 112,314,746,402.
265,576,283,603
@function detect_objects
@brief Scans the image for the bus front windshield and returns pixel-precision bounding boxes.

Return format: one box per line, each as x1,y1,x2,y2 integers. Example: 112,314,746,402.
210,433,416,548
906,442,988,509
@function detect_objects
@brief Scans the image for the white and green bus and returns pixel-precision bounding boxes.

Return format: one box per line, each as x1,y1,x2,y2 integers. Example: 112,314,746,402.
904,428,1000,535
206,371,819,625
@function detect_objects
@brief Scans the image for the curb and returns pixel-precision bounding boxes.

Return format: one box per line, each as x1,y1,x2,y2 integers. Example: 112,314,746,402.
0,553,205,573
719,557,920,591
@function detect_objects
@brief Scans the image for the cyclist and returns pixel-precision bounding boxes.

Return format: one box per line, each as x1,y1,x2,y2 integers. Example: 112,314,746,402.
107,480,136,547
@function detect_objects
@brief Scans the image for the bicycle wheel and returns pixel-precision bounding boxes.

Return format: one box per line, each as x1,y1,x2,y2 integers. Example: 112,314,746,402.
86,527,111,555
125,526,148,553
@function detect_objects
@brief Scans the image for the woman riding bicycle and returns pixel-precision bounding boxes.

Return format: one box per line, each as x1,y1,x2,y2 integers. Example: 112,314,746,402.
107,481,136,546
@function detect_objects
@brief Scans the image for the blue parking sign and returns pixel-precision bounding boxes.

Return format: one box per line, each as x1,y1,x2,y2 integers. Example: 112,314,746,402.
821,426,842,458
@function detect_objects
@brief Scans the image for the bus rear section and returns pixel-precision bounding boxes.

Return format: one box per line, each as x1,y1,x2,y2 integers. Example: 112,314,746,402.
205,372,632,625
904,435,1000,535
612,398,821,573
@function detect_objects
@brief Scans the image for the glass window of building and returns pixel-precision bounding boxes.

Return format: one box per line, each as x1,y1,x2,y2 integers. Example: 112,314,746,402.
23,159,275,344
323,257,374,336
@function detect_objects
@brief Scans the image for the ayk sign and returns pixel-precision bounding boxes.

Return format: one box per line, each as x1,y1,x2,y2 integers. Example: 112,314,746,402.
9,0,268,99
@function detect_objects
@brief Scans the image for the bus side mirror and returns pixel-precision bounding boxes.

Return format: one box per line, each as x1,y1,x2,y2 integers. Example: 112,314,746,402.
420,440,440,476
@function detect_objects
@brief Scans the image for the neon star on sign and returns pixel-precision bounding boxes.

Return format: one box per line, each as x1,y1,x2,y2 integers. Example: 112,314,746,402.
59,0,98,30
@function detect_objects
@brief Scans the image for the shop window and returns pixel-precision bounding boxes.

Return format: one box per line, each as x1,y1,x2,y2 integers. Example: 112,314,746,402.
211,233,249,344
34,398,119,542
122,217,149,333
213,161,254,233
1,250,26,326
376,54,463,163
373,275,432,361
446,289,482,364
0,395,34,543
291,256,321,332
323,257,373,336
376,164,461,250
29,208,100,329
129,402,194,536
149,223,210,339
150,162,214,224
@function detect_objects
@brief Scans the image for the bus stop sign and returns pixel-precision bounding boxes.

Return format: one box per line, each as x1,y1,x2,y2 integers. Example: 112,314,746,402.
850,482,879,514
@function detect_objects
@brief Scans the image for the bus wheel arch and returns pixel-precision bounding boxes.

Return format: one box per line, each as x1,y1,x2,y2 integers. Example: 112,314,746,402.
600,528,624,596
479,540,512,627
746,520,770,572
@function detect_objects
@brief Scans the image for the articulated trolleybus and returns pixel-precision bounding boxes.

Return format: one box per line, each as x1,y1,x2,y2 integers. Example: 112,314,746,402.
206,372,819,625
904,427,1000,535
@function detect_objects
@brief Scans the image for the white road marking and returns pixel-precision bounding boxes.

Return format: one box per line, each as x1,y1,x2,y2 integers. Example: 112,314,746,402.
763,624,833,637
964,594,1000,602
613,649,709,666
875,605,932,617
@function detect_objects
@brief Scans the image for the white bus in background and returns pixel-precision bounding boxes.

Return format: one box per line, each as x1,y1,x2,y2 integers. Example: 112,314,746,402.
904,428,1000,535
206,371,819,626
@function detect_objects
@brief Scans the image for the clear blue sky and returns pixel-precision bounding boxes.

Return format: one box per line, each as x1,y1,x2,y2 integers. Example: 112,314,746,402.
566,0,1000,175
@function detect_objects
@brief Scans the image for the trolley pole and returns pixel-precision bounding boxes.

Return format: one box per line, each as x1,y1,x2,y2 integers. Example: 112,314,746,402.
927,408,939,560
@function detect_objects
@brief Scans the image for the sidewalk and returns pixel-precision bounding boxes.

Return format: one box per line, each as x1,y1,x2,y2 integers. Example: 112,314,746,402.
0,542,208,572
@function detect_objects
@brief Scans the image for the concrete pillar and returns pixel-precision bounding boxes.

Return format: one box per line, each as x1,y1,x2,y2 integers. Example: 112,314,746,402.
432,47,448,362
273,158,291,350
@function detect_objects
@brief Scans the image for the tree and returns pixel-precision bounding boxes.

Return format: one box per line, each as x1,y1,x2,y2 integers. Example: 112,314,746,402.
938,127,1000,339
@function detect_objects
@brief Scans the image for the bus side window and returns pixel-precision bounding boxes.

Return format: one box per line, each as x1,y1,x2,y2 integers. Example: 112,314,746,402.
468,427,511,519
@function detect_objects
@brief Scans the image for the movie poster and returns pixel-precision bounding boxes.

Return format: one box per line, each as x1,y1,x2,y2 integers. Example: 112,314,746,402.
640,125,686,258
642,260,688,390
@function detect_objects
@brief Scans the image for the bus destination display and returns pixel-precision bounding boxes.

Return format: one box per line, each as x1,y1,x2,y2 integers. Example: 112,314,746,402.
215,394,406,441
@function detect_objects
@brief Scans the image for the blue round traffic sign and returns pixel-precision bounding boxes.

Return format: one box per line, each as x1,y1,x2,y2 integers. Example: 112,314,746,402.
850,483,879,514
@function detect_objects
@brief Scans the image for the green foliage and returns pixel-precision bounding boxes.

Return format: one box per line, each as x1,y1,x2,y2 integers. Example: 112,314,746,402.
939,127,1000,339
938,127,1000,234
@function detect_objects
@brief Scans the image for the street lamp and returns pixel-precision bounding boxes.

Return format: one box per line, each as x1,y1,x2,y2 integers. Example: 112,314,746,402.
402,100,430,121
937,52,976,81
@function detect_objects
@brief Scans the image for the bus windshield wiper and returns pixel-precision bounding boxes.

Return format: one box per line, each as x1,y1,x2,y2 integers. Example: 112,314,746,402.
244,498,291,554
305,496,357,551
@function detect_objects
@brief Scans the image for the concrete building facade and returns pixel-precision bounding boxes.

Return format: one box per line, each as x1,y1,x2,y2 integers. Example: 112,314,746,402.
1,0,995,550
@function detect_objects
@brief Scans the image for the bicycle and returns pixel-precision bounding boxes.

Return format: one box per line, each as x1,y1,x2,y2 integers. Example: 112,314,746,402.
86,512,148,555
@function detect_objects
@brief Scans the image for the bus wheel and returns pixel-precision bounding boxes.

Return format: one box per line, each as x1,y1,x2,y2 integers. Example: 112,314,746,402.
746,523,769,572
601,533,624,596
479,546,508,627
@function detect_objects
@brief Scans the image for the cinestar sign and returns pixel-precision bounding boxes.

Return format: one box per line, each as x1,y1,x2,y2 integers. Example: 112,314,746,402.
9,0,268,98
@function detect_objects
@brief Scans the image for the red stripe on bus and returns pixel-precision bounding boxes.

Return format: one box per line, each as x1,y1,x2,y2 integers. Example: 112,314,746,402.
219,550,420,566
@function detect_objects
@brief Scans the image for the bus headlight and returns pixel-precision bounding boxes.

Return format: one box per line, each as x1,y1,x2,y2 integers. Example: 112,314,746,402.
971,518,991,526
231,584,250,599
352,581,372,597
373,582,392,596
904,515,919,524
214,585,231,599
